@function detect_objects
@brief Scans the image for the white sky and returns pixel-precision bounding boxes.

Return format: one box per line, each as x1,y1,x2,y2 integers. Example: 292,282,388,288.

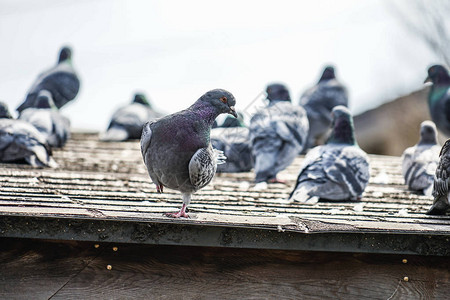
0,0,440,130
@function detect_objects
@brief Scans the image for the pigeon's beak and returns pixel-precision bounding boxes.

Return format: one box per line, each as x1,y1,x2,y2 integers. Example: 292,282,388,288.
229,106,237,118
424,76,432,84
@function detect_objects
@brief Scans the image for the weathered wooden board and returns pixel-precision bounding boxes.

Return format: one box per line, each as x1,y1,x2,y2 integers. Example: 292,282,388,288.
0,238,449,300
0,132,449,255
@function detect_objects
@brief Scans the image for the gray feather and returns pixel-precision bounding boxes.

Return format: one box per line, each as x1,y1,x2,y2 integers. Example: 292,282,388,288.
300,77,348,149
0,119,58,168
249,100,308,182
211,127,253,173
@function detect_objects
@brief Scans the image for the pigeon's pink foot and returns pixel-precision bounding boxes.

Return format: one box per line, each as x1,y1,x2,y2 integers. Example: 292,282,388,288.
165,204,189,218
156,184,164,193
165,211,189,218
268,178,287,184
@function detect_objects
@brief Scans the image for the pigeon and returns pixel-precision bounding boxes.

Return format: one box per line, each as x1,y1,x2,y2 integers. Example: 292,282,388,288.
289,105,370,203
249,83,309,183
141,89,237,218
424,64,450,136
17,46,80,113
100,93,163,142
402,121,440,196
299,65,348,150
427,139,450,215
19,90,71,148
211,126,253,173
0,102,58,168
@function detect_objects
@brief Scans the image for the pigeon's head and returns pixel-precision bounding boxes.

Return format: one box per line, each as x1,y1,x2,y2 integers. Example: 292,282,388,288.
58,46,72,63
266,83,291,102
0,102,12,119
425,65,450,85
328,105,356,145
200,89,237,118
34,90,56,109
319,65,336,82
419,120,438,145
133,93,151,107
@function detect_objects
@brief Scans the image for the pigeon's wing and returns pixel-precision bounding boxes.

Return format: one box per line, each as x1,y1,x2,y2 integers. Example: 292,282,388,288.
211,127,253,173
188,145,218,190
323,146,370,198
18,63,80,112
0,120,57,168
107,103,156,140
429,151,450,214
401,146,415,183
301,80,348,120
250,102,308,152
403,145,439,191
140,122,153,165
50,112,71,147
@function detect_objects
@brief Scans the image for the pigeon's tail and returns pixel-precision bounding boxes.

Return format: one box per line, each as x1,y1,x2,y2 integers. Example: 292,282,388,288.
426,196,450,215
213,148,227,165
423,184,434,197
254,151,277,183
289,185,319,204
100,126,129,142
25,146,58,168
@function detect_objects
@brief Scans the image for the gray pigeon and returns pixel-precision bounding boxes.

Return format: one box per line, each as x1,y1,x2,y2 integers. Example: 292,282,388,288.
17,46,80,113
141,89,237,218
249,83,309,183
0,102,58,168
427,139,450,215
211,126,253,173
289,105,369,203
100,93,163,142
402,121,440,196
19,90,71,148
299,65,348,150
424,65,450,136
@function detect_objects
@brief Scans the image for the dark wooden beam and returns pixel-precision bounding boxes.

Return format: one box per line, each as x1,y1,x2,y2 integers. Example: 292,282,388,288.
0,216,448,256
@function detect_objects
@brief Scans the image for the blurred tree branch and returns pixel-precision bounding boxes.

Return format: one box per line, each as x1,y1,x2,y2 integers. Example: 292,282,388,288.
390,0,450,66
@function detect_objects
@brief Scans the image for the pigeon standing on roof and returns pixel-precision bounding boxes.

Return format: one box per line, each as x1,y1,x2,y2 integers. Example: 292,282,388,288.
402,121,440,196
19,90,71,148
17,46,80,113
141,89,236,218
0,102,58,168
424,65,450,136
249,83,309,183
427,139,450,215
299,65,348,150
289,106,369,203
100,93,163,142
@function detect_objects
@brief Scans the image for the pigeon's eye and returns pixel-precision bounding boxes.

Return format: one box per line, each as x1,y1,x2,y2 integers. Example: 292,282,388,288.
220,97,227,104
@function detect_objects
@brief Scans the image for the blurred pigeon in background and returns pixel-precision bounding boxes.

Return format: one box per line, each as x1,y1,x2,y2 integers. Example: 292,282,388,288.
17,46,80,113
299,65,348,150
141,89,236,218
211,126,253,173
289,106,369,203
402,120,440,196
0,102,58,168
19,90,71,148
424,64,450,136
427,139,450,215
249,83,308,183
212,112,245,128
100,93,163,142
